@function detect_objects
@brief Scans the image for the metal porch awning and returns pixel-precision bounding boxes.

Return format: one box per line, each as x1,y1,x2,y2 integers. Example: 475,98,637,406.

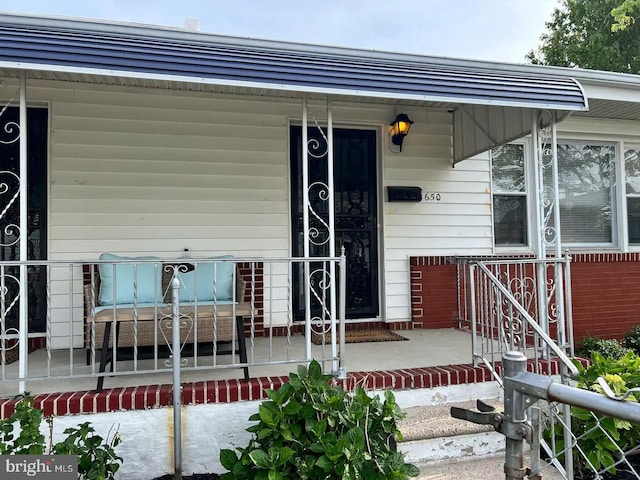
0,12,589,162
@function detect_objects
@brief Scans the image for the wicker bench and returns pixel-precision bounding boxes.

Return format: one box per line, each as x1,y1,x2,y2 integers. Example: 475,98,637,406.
83,262,250,391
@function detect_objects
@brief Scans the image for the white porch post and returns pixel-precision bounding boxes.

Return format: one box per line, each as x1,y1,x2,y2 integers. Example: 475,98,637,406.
300,97,338,367
548,115,569,353
534,111,573,480
546,115,569,340
531,116,543,258
326,99,338,373
533,112,549,340
533,110,563,256
302,97,311,359
548,115,573,480
533,111,565,338
18,71,28,393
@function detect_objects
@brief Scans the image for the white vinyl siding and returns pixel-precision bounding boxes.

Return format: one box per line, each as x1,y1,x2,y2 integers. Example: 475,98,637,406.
14,79,496,344
48,88,294,258
382,109,493,322
25,81,299,347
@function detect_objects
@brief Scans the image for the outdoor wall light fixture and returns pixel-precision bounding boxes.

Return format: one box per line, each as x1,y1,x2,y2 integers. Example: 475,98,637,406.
390,113,414,152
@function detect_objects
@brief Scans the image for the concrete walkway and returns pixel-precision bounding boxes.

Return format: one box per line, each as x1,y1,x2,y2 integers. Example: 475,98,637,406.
417,455,506,479
417,454,565,480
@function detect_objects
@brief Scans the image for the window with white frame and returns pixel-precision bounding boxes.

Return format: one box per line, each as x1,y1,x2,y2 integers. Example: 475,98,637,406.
553,142,616,245
491,144,527,246
625,146,640,245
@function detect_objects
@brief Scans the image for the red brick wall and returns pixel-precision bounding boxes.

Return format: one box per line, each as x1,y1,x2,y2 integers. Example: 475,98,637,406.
410,253,640,340
237,262,265,336
410,257,458,329
571,253,640,340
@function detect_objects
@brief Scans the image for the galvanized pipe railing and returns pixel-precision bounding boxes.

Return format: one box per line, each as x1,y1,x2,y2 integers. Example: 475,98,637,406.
453,351,640,480
170,272,182,480
501,351,640,480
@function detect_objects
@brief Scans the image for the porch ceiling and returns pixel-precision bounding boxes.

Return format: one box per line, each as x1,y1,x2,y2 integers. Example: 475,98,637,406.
573,98,640,122
0,12,593,162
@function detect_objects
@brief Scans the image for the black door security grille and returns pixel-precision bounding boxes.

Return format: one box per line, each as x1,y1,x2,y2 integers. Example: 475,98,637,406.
290,126,379,320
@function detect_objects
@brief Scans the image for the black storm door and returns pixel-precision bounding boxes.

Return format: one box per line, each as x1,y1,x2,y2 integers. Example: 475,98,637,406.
0,107,48,333
290,126,379,319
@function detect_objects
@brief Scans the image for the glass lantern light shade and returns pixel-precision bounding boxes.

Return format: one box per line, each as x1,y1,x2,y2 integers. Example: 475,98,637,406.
390,113,414,151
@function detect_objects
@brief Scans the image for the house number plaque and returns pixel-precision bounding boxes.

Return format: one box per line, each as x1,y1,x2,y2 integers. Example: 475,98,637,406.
423,193,442,201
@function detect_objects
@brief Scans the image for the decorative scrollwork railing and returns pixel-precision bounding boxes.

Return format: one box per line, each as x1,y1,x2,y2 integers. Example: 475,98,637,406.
158,264,194,367
308,267,333,335
537,111,558,247
0,171,21,249
456,256,576,382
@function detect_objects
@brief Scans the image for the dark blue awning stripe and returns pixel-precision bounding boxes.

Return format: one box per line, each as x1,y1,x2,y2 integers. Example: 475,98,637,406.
0,19,588,110
4,26,579,89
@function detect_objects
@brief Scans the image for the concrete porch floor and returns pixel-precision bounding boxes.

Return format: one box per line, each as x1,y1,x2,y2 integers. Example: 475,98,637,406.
0,328,475,397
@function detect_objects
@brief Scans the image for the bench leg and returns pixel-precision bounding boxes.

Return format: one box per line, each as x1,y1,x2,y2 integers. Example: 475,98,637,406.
96,322,112,392
111,322,121,372
235,316,249,381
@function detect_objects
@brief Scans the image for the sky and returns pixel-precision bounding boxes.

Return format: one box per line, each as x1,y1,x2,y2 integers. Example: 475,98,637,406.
5,0,559,64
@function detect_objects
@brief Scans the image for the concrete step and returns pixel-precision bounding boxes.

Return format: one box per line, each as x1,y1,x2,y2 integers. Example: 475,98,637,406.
396,398,565,480
398,399,505,464
415,453,565,480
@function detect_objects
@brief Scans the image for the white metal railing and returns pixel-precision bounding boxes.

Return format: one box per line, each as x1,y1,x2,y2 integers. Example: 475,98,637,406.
0,255,346,395
456,255,583,479
456,256,576,381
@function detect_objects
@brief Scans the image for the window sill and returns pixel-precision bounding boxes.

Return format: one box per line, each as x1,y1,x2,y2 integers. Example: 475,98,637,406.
494,246,535,256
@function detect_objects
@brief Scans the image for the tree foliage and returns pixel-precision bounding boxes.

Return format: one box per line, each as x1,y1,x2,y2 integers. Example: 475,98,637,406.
612,0,640,30
527,0,640,73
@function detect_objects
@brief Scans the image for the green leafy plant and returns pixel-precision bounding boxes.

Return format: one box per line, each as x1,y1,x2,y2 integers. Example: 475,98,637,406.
575,335,632,361
623,324,640,355
220,360,419,480
53,422,122,480
0,394,123,480
546,352,640,477
0,394,46,455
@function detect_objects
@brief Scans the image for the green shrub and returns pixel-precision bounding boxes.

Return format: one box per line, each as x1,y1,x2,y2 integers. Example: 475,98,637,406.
546,351,640,477
623,324,640,355
52,423,122,479
575,335,632,360
220,360,419,480
0,395,46,455
0,394,122,480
